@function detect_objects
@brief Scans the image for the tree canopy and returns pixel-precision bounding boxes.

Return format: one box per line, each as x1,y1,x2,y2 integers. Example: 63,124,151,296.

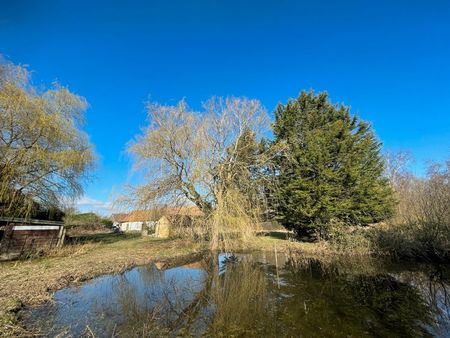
127,97,273,249
273,91,394,237
0,59,95,217
128,97,269,211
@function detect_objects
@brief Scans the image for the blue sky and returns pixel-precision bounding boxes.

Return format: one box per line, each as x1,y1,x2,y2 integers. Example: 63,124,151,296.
1,0,449,214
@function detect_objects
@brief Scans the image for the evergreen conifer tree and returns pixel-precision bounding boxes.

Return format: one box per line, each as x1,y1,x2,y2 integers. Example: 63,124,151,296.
273,91,394,237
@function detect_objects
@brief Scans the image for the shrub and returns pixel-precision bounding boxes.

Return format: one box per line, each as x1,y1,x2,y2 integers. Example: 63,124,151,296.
372,158,450,261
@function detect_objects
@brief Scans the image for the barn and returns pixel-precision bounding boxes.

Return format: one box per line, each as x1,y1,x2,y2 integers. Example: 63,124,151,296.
0,217,66,260
112,210,159,233
112,207,203,238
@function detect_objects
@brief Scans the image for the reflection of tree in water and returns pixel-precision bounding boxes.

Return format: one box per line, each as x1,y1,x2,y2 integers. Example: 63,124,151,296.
391,266,450,337
105,256,277,337
280,258,435,337
112,271,169,336
108,262,207,336
138,263,165,286
203,257,280,337
345,274,432,337
101,256,448,337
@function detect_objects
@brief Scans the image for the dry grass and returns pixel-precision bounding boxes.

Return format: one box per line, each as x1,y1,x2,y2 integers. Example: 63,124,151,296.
252,231,370,256
0,233,203,337
371,159,450,261
65,225,112,237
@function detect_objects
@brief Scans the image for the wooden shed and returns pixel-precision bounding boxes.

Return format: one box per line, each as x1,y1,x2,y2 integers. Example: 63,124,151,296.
0,217,65,260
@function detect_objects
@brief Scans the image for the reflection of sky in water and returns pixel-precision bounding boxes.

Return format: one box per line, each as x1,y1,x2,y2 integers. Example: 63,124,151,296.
25,254,450,337
26,264,207,337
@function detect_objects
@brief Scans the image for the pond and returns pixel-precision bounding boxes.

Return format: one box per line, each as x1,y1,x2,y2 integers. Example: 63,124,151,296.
24,252,450,337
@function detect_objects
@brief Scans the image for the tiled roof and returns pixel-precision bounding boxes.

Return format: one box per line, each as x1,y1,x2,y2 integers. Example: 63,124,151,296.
112,206,203,223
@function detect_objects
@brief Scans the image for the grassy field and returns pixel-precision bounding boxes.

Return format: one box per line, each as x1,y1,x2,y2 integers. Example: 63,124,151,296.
0,231,360,337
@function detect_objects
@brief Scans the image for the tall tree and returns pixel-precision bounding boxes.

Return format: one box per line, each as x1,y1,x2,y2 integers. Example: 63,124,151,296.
128,97,271,249
0,58,95,217
273,91,394,237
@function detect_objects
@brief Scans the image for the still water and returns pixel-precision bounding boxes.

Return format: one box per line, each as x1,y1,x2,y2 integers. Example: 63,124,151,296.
25,252,450,337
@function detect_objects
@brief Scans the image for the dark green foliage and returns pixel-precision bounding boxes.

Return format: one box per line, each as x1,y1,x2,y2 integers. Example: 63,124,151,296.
100,218,114,228
225,128,271,210
65,212,113,229
273,91,394,237
0,191,64,221
227,128,259,191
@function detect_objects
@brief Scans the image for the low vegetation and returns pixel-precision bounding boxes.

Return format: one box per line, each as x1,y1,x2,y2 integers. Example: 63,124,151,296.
370,158,450,261
64,212,114,236
322,156,450,261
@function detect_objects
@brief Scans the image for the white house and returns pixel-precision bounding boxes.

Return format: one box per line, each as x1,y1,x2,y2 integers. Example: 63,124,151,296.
112,207,202,237
112,211,158,232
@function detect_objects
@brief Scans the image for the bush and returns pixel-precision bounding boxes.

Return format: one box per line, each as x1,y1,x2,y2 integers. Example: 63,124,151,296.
371,159,450,261
328,222,373,256
64,212,114,235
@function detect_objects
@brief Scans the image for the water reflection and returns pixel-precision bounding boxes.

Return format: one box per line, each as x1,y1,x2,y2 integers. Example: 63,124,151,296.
25,254,450,337
280,260,433,337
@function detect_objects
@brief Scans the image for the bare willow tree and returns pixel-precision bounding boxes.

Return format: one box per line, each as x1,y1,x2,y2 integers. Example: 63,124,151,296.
129,97,274,249
0,58,95,218
384,150,416,221
384,150,413,186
